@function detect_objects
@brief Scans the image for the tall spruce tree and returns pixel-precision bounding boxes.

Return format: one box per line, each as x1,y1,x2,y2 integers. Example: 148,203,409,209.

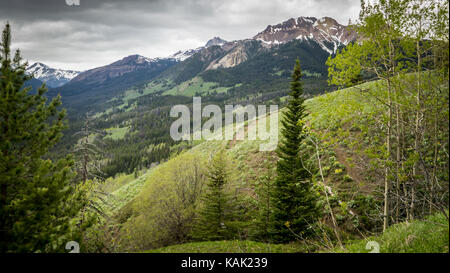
252,161,275,241
0,23,81,252
272,59,320,243
192,149,236,241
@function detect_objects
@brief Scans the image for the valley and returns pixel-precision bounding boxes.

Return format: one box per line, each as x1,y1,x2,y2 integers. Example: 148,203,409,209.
1,0,448,255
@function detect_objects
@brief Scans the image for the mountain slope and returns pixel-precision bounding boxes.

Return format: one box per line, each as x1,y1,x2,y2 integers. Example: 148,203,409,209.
26,62,80,88
131,37,334,100
254,16,357,54
24,77,45,93
201,38,332,92
122,17,355,100
47,16,355,113
49,55,178,112
145,212,448,253
168,37,228,61
105,81,381,251
333,212,448,253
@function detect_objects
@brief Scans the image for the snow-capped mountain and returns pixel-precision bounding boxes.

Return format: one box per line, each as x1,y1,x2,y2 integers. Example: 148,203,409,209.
205,37,227,47
49,16,357,111
168,48,204,62
168,37,228,61
253,16,357,54
26,62,80,88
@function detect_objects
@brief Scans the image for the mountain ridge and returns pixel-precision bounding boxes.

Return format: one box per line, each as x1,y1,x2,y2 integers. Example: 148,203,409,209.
43,15,356,112
38,15,355,92
26,62,80,88
254,16,357,54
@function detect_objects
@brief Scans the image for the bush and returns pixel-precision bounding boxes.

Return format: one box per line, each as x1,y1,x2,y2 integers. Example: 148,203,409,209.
336,212,449,253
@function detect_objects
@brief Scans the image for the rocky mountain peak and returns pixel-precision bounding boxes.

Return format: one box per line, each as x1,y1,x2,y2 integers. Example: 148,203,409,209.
253,16,357,54
205,37,227,47
26,62,80,88
112,54,158,66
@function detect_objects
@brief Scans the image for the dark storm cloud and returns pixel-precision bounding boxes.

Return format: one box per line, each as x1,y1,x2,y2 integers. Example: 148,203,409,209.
0,0,361,70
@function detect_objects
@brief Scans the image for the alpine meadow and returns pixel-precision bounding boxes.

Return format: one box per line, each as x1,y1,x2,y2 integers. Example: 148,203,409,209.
0,0,448,259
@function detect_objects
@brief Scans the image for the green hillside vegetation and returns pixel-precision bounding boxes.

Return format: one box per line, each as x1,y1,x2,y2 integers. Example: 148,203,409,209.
3,0,447,253
144,211,448,253
146,240,306,253
145,211,448,253
333,212,449,253
104,126,131,140
83,68,448,252
163,77,232,96
99,167,161,216
83,73,448,253
49,38,337,179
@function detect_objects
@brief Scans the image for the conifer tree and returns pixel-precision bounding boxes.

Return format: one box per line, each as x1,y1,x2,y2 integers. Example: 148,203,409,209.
193,150,236,241
0,23,81,252
252,162,275,241
272,59,319,243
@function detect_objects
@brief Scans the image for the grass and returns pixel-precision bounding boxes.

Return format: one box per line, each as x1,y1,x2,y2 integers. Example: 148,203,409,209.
99,167,160,216
145,213,449,253
102,77,448,253
163,76,231,96
92,77,231,117
145,240,307,253
304,80,381,130
142,79,174,94
333,212,449,253
101,173,136,194
104,126,130,140
92,80,175,117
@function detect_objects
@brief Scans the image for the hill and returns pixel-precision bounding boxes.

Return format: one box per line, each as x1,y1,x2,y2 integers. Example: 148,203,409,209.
333,212,449,253
144,212,448,253
83,76,448,253
82,75,448,253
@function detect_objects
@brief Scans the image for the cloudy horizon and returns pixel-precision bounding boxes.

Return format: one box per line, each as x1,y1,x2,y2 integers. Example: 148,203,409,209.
0,0,361,71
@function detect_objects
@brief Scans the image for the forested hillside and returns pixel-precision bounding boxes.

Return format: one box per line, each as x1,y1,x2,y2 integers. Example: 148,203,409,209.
0,0,448,254
80,72,448,252
48,37,336,179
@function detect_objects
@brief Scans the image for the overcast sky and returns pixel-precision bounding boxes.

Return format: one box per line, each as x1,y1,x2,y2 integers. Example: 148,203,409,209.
0,0,361,71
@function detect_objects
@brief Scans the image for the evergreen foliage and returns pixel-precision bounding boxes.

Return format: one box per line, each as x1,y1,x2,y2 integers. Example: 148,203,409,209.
271,59,320,243
193,150,237,241
0,23,81,252
252,162,276,241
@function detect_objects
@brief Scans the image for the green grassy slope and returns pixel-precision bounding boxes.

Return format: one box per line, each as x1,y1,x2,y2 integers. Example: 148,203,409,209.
99,78,448,253
333,212,449,253
98,167,161,216
145,240,306,253
162,76,233,96
145,212,448,253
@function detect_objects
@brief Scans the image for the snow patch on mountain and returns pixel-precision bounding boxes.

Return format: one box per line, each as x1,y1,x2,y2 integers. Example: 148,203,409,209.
254,17,356,54
26,62,81,88
168,37,228,62
253,16,357,54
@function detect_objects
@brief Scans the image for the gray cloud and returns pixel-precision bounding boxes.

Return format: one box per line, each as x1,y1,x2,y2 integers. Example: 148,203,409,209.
0,0,361,70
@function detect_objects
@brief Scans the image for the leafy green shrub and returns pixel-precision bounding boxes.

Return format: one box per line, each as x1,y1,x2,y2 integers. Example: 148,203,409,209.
343,174,353,182
336,212,449,253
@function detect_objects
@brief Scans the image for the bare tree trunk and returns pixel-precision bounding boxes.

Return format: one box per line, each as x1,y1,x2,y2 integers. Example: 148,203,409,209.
411,37,423,221
384,77,392,232
430,96,439,214
395,98,401,224
314,140,343,248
